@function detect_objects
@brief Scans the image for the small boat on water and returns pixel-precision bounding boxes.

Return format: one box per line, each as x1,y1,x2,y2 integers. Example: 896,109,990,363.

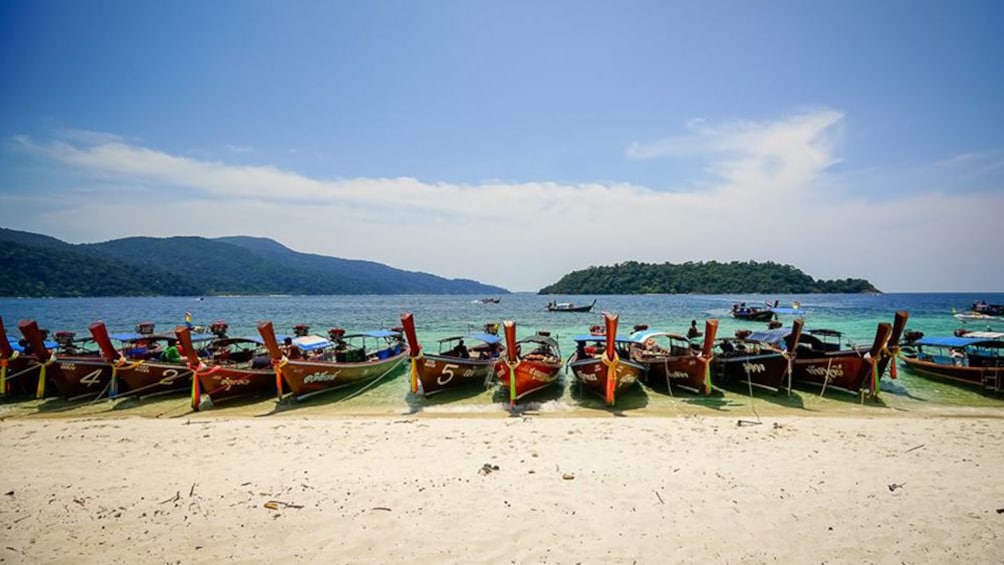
711,319,805,393
547,299,597,313
478,297,502,304
175,326,277,410
494,322,562,405
730,301,778,322
18,320,112,401
970,300,1004,317
568,313,645,406
630,320,719,395
401,313,504,397
258,322,408,401
901,330,1003,394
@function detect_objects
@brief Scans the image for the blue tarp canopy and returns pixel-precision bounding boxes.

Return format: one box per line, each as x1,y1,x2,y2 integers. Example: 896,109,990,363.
110,332,215,343
744,329,790,345
630,331,689,342
769,307,804,315
292,335,333,352
8,337,58,352
914,336,986,348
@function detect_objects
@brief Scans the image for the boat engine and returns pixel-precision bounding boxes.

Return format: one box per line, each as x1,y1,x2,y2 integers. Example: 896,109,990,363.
55,331,76,348
209,320,229,338
293,324,310,337
484,322,500,335
328,328,346,341
632,324,649,332
136,322,156,335
903,330,924,345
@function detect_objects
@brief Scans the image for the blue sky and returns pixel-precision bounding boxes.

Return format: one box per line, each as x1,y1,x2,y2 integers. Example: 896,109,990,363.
1,1,1002,291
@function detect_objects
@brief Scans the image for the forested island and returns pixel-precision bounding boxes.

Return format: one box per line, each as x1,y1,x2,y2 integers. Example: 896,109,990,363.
539,261,879,294
0,228,507,297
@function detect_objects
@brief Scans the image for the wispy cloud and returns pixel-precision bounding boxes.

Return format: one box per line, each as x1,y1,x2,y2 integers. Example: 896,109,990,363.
5,110,1003,292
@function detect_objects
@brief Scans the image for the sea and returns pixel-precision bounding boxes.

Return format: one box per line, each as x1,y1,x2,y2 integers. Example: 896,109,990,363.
2,292,1003,416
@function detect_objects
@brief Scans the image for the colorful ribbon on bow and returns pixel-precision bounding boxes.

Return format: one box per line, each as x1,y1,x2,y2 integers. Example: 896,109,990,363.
35,353,56,399
602,351,620,406
110,356,145,398
272,356,289,400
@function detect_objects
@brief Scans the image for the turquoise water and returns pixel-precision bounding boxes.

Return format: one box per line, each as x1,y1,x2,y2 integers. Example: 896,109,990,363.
3,293,1003,414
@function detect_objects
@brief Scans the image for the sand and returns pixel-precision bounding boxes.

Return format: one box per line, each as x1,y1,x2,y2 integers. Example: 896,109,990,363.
1,410,1003,564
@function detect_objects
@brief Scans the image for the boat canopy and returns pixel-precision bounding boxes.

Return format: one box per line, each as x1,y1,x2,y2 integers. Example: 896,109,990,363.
437,332,503,345
110,332,215,343
7,337,58,352
344,330,401,339
769,307,804,315
573,335,641,344
518,335,559,348
914,336,998,348
630,331,690,342
743,328,790,345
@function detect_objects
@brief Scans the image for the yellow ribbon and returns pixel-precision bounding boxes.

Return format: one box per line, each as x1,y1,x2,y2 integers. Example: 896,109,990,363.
409,354,422,394
111,357,145,398
701,357,712,396
507,360,520,407
867,354,879,402
0,351,17,397
35,353,56,399
602,351,620,406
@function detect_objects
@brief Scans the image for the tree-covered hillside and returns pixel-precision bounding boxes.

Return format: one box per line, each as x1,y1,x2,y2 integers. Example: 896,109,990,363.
538,261,879,294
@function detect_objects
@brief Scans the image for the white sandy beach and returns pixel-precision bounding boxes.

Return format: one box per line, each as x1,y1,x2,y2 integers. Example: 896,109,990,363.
1,412,1002,564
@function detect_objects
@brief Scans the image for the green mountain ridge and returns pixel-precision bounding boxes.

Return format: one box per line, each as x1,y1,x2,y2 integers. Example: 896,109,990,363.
539,260,879,294
0,228,508,297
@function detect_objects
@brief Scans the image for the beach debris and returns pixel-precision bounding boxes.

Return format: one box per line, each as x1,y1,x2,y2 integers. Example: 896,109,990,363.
263,500,303,510
159,491,180,505
562,473,575,481
737,419,761,427
904,444,926,453
479,463,500,475
996,508,1003,514
189,482,197,497
654,491,664,504
888,483,906,492
4,490,13,496
370,507,392,512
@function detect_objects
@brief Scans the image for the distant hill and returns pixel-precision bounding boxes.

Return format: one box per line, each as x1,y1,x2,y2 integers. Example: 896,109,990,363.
0,228,508,297
539,260,879,294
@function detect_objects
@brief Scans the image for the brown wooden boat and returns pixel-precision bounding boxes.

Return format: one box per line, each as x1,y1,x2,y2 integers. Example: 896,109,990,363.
568,313,646,406
630,320,719,395
401,313,504,397
788,311,908,399
711,318,805,393
258,321,408,401
176,326,277,410
494,321,562,406
1,316,42,397
18,320,112,401
89,322,197,399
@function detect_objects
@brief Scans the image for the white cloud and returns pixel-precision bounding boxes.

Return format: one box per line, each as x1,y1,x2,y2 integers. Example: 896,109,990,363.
6,110,1004,292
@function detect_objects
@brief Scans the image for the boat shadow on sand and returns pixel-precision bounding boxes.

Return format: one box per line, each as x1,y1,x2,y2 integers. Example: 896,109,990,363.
569,380,649,416
712,385,813,411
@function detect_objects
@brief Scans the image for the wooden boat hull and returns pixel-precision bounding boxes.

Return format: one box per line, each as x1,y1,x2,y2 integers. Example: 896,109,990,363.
639,355,710,395
711,353,790,392
791,353,873,395
414,354,497,397
731,310,775,322
278,352,408,400
195,365,277,407
113,361,193,398
493,359,561,400
901,356,1003,391
43,357,114,400
1,355,42,397
569,356,644,404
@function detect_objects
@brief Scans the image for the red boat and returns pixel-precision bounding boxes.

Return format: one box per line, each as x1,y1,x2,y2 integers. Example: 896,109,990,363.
1,316,43,397
258,321,408,401
630,319,719,395
568,313,646,406
175,327,278,410
89,322,205,399
18,320,112,401
789,311,908,399
400,313,504,397
494,321,562,406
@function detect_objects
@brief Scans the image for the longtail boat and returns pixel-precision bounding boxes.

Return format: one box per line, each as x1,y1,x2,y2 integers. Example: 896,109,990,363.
900,330,1003,394
176,326,277,410
89,322,213,399
401,313,503,397
18,320,112,401
494,321,562,406
1,316,45,397
788,311,908,399
630,319,719,395
711,318,805,393
258,321,408,401
546,299,597,313
568,313,645,406
730,301,778,322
